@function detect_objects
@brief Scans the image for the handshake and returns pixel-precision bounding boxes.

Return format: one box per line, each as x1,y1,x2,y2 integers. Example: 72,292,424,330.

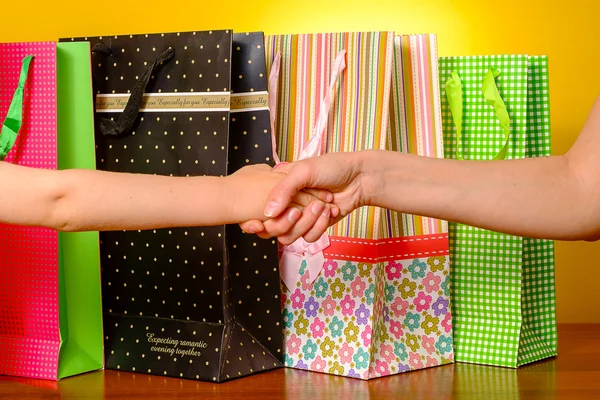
234,150,373,245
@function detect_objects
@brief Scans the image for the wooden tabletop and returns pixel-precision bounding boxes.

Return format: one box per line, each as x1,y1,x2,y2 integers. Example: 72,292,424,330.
0,324,598,399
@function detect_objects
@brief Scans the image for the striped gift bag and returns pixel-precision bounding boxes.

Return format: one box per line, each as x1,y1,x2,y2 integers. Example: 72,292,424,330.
266,32,453,379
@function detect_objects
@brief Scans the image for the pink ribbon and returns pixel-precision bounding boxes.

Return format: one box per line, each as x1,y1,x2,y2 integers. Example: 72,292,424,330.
279,234,331,290
268,50,347,290
297,50,347,160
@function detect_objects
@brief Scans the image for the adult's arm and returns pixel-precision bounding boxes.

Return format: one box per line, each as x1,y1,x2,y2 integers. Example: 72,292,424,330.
246,94,600,243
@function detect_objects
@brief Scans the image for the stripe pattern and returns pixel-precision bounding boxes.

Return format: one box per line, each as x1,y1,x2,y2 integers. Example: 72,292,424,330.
386,34,447,238
265,32,394,239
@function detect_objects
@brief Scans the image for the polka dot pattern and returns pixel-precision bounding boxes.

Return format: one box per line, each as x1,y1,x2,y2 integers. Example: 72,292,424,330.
64,31,282,382
229,32,275,171
231,32,268,93
72,32,231,94
0,42,59,380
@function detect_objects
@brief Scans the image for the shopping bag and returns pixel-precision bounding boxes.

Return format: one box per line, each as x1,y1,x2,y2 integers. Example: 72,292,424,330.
387,34,447,237
439,54,557,367
265,32,453,379
0,41,102,380
62,30,283,382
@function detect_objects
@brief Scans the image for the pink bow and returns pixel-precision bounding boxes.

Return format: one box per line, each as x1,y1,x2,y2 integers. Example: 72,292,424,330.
268,50,347,289
279,234,331,290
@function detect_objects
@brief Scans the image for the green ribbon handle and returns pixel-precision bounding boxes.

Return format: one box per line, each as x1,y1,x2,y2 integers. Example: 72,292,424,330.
0,55,34,161
445,70,465,160
445,68,511,161
482,68,510,160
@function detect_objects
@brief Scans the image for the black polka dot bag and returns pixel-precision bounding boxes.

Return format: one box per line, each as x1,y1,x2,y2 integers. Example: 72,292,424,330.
59,30,283,382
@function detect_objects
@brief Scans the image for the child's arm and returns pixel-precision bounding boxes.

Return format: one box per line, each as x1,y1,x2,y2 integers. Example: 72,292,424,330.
0,161,330,232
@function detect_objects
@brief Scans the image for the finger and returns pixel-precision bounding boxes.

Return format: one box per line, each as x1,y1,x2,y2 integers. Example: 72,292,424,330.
291,188,334,208
257,206,303,239
264,163,312,218
278,200,325,246
303,188,333,203
329,204,340,218
239,220,265,234
303,205,333,243
291,191,319,208
256,230,274,240
292,190,333,208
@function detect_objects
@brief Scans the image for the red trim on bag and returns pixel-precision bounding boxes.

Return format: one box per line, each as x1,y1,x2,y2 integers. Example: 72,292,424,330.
323,233,449,263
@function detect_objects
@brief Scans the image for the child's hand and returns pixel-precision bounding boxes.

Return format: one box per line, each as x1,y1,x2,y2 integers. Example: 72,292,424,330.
228,164,338,234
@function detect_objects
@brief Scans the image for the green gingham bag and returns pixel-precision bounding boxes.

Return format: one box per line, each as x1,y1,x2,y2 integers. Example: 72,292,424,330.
439,55,557,367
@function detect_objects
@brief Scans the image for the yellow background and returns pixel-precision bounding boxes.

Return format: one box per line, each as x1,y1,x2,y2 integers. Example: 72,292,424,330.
1,0,598,322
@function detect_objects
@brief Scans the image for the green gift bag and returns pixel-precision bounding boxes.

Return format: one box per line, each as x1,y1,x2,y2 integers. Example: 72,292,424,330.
56,42,104,378
439,55,557,367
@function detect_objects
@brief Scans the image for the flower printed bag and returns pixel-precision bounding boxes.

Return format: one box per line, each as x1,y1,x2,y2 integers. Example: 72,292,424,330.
266,32,453,379
282,239,453,379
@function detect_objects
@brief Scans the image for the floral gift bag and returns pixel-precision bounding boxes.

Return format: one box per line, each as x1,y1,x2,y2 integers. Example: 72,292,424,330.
282,239,453,379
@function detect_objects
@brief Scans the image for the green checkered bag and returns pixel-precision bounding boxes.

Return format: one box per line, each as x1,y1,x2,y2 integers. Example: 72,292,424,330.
439,55,557,367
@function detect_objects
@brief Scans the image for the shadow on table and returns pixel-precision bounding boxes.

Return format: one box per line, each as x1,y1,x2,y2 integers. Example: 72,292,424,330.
0,370,104,399
452,358,557,400
0,358,557,399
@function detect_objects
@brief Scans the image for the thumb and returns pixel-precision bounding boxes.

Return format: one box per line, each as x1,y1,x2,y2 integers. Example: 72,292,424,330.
264,162,314,218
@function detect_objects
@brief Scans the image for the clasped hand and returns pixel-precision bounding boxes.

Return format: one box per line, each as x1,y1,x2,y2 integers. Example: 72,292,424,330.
238,151,373,245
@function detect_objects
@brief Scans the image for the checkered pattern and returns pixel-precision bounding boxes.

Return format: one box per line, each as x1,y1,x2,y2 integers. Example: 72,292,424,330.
440,55,528,161
440,55,556,367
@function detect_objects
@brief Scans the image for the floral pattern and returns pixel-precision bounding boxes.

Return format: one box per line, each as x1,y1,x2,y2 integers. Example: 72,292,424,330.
427,256,446,272
385,261,403,280
283,254,453,379
341,261,357,281
314,278,329,298
329,316,345,338
350,277,366,298
304,296,319,318
408,259,427,279
404,311,421,331
339,342,354,364
340,295,356,317
414,291,432,312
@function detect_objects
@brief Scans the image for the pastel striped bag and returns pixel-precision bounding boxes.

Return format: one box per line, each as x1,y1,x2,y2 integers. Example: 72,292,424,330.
265,32,453,379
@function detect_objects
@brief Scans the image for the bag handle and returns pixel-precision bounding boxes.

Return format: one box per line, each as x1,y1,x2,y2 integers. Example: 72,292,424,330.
445,68,510,160
268,51,282,165
297,50,346,160
276,49,347,291
0,55,34,161
268,50,347,164
92,42,175,136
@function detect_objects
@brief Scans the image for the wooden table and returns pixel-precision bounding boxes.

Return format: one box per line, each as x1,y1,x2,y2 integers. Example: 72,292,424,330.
0,324,598,399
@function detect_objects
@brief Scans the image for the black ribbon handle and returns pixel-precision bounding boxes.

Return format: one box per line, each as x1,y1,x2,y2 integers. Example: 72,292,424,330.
92,42,175,136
